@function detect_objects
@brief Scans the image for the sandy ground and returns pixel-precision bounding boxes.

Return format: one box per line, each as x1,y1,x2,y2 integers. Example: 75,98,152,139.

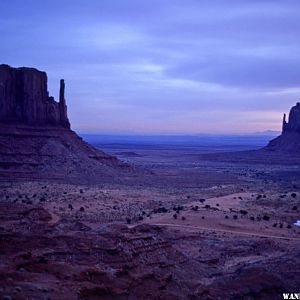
1,146,300,299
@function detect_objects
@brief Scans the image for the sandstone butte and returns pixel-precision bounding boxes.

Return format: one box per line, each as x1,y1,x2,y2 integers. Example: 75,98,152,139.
0,64,130,181
266,102,300,151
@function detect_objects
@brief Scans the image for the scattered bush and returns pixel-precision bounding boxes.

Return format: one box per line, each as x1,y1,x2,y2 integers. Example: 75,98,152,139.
181,216,186,221
292,206,298,211
80,206,85,212
240,210,248,215
262,215,270,221
233,215,238,220
291,193,297,198
155,207,168,213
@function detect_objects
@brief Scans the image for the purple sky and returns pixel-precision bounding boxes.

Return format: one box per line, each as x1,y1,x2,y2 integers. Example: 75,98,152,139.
1,0,300,134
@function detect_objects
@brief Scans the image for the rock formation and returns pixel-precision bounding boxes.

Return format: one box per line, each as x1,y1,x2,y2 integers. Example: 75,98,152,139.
0,65,70,128
266,103,300,152
0,64,129,180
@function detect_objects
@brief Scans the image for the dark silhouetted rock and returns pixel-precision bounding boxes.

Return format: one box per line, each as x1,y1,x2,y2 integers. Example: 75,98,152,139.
0,64,131,181
266,103,300,152
0,64,70,128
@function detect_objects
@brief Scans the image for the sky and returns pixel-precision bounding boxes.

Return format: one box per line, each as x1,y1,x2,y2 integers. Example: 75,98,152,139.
1,0,300,134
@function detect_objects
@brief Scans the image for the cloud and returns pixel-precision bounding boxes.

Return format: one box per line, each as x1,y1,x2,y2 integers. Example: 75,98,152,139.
1,0,300,133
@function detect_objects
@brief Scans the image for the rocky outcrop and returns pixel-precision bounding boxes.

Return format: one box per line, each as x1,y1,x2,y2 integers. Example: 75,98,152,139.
266,103,300,152
282,103,300,133
0,65,130,180
0,64,70,128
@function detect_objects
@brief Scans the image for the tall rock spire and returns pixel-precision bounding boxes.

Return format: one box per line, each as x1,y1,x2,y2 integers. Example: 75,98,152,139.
282,113,287,132
59,79,70,128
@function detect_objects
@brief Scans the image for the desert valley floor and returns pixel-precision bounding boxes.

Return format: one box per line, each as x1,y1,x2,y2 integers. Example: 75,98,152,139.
1,138,300,300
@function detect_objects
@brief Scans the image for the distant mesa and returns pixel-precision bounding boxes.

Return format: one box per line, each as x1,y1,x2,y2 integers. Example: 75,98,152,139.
266,103,300,152
0,64,130,181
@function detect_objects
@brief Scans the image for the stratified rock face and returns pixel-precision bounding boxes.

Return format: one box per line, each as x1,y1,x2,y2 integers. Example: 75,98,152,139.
0,64,129,180
266,103,300,152
282,102,300,134
0,64,70,128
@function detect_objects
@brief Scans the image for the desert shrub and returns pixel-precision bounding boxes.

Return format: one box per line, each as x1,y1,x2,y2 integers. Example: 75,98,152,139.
126,218,131,224
291,193,297,198
173,214,177,219
287,224,292,229
80,206,85,212
225,215,229,219
262,215,270,221
233,215,238,220
181,216,186,221
155,207,168,213
173,205,184,212
240,210,248,215
292,206,298,211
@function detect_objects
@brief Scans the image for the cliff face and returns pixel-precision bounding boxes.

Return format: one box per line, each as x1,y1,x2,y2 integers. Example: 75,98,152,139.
282,102,300,134
266,102,300,152
0,64,70,128
0,64,129,180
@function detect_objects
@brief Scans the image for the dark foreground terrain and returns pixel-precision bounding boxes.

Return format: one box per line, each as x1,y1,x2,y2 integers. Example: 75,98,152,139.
1,135,300,300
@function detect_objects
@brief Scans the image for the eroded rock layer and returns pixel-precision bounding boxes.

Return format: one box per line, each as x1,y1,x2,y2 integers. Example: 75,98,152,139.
266,103,300,152
0,65,129,180
0,64,70,128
